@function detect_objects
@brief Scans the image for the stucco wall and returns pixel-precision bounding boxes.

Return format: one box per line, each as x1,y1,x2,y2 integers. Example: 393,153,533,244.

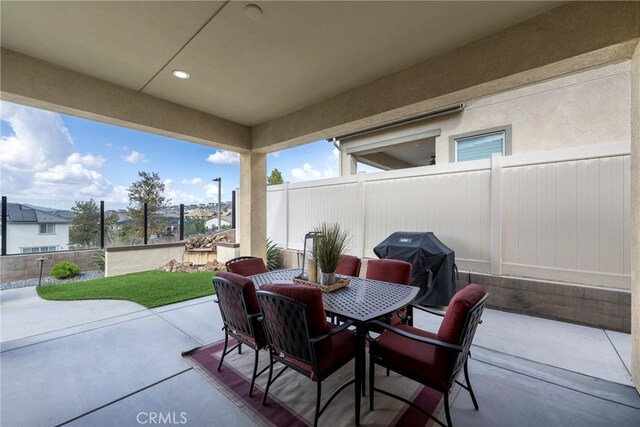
629,36,640,394
340,61,631,168
105,243,185,277
6,223,70,254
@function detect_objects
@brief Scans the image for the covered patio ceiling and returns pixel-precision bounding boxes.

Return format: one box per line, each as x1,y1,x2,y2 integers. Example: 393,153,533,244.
2,2,638,153
1,1,561,128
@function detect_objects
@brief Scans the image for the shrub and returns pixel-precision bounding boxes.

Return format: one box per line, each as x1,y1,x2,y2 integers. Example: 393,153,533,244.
93,250,105,272
50,261,80,279
266,238,281,271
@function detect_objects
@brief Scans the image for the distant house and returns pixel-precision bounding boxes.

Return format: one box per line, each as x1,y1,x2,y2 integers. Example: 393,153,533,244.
4,203,72,254
205,214,232,231
186,209,214,219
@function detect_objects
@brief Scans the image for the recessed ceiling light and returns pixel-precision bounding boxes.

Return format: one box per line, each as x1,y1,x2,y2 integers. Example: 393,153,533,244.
245,4,263,19
172,70,190,79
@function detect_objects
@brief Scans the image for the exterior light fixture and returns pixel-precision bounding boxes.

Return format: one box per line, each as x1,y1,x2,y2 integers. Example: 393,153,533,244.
172,70,190,79
37,256,46,287
244,4,263,19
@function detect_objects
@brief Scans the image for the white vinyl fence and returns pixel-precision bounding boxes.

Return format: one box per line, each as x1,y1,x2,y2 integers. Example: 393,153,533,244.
267,142,631,290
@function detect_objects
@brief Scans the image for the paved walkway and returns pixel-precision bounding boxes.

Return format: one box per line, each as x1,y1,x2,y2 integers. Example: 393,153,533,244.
1,288,638,426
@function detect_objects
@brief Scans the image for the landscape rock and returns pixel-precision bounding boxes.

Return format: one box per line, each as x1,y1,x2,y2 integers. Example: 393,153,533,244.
159,259,225,273
184,230,235,251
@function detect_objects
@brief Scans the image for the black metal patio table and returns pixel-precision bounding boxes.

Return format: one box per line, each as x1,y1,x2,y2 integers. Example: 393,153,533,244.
250,268,419,401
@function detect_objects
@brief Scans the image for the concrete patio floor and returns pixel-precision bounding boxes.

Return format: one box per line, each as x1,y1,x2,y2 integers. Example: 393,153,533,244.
1,287,638,427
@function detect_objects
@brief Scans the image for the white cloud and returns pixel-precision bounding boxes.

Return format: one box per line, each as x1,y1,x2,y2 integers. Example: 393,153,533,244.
109,186,130,203
204,182,224,198
66,152,105,168
291,163,321,181
206,150,239,164
162,178,202,204
268,151,281,158
122,150,147,163
329,147,340,161
0,101,116,199
291,163,338,182
181,177,203,185
323,166,338,179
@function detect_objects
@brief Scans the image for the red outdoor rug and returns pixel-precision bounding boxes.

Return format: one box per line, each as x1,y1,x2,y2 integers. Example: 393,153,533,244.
183,339,459,427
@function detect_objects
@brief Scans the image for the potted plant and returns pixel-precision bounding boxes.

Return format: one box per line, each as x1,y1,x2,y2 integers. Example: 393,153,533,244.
313,222,349,285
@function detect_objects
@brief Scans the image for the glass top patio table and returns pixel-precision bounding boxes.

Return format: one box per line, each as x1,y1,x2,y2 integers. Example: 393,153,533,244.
249,268,419,323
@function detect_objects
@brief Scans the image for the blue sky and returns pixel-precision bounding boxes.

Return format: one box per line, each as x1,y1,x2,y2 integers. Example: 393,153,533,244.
0,101,377,209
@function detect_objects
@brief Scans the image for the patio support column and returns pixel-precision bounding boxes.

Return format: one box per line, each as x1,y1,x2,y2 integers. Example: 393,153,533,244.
340,150,357,176
239,151,267,260
630,42,640,394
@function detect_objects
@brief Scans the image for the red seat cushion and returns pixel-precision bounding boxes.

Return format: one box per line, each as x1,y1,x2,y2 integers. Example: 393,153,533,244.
335,255,362,277
215,271,266,348
235,328,267,349
227,258,268,277
366,259,412,285
438,284,486,344
260,284,332,336
374,325,451,388
283,326,358,380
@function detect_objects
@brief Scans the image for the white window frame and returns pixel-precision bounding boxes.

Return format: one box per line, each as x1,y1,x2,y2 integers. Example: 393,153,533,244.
39,223,55,235
449,125,512,162
20,246,57,254
454,131,505,162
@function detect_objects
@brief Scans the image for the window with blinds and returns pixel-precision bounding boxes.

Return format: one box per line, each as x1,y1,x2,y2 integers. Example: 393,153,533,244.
39,224,55,234
455,131,505,162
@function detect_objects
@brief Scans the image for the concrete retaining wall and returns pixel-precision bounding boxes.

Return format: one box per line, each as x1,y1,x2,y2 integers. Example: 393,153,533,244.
105,243,184,277
278,248,631,333
459,272,632,333
1,249,100,282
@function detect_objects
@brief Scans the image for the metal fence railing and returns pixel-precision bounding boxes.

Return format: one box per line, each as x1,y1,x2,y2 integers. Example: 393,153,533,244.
0,193,236,256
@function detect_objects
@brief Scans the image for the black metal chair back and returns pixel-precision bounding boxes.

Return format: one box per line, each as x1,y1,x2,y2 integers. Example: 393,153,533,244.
225,256,269,276
212,274,268,398
213,276,255,338
448,293,489,383
256,290,314,365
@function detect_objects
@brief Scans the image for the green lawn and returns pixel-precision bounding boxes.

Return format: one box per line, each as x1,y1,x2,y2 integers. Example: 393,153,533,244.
37,271,216,308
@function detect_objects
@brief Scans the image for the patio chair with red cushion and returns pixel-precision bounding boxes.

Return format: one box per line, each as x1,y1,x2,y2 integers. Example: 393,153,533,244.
225,256,269,276
257,284,360,427
367,284,489,427
212,272,268,397
336,254,362,277
366,258,412,326
366,258,412,286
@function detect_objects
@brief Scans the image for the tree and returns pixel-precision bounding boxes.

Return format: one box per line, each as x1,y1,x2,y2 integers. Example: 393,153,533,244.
70,199,117,247
267,168,284,185
184,217,206,236
126,171,169,240
70,199,100,247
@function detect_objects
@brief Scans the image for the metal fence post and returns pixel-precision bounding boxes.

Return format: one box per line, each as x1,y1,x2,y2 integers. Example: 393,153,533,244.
100,200,105,249
143,202,148,245
179,204,184,240
1,196,7,256
231,191,236,229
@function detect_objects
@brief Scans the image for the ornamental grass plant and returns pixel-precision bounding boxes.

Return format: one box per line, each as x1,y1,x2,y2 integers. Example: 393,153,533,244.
313,222,349,274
